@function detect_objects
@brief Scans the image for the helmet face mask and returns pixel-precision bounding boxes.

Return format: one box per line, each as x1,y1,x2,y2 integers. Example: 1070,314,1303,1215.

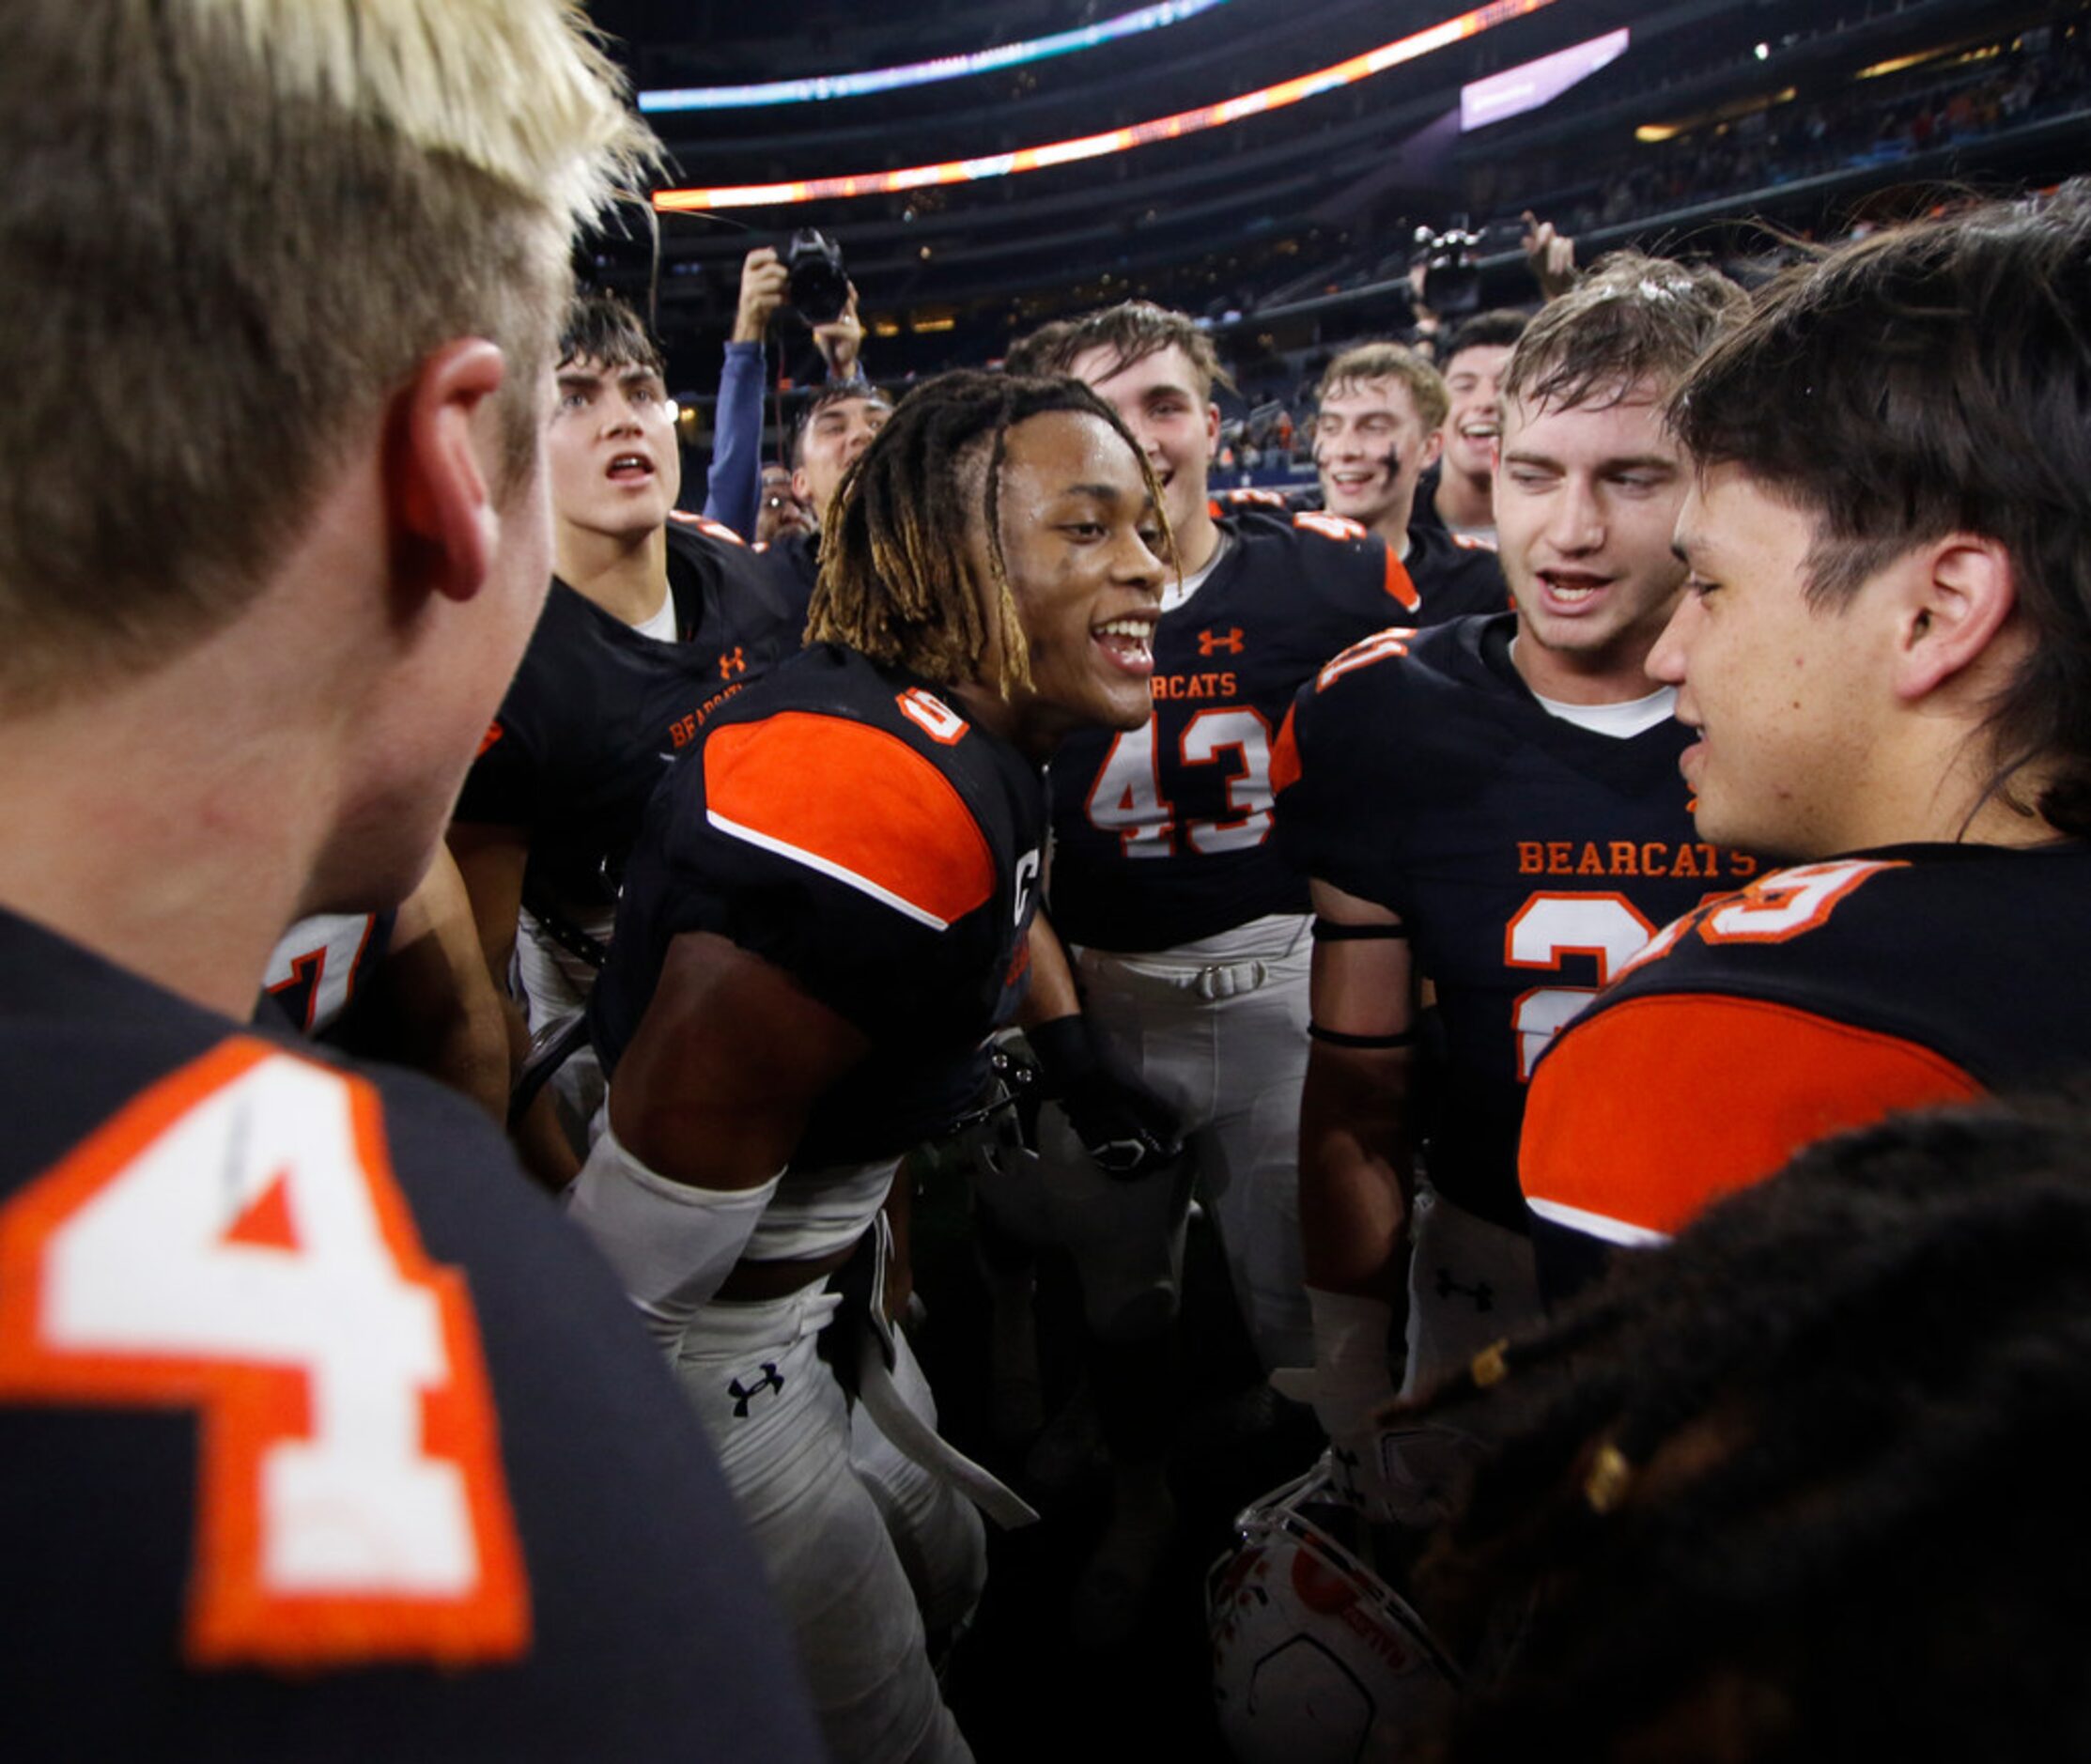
1208,1462,1463,1764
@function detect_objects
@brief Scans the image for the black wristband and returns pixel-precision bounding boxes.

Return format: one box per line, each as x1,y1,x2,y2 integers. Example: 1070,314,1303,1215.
1311,919,1408,942
1308,1022,1416,1049
1025,1014,1098,1086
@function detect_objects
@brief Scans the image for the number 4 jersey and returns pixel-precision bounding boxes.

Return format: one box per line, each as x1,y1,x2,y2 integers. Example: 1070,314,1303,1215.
1047,503,1498,953
0,907,820,1758
1272,612,1759,1230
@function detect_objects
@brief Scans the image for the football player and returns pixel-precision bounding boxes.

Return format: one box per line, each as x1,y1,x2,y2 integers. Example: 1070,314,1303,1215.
450,291,798,1174
573,371,1168,1764
984,300,1500,1637
1414,309,1528,546
1309,340,1505,606
0,2,818,1756
1521,189,2091,1296
1269,255,1752,1514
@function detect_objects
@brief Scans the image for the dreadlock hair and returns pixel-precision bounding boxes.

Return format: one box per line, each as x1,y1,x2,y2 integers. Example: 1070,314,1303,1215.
1005,300,1236,401
1403,1084,2091,1763
1670,186,2091,840
1502,252,1747,414
807,368,1170,698
559,289,663,376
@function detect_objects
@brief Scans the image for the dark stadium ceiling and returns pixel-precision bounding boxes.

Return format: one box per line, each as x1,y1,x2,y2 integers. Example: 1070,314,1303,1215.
579,0,2071,372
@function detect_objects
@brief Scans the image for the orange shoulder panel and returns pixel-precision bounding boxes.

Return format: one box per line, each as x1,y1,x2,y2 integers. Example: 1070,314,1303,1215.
1383,549,1420,612
1520,993,1983,1241
703,712,996,930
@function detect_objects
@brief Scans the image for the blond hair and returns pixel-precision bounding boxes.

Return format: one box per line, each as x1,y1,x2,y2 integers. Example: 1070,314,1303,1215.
0,0,653,697
1314,342,1450,432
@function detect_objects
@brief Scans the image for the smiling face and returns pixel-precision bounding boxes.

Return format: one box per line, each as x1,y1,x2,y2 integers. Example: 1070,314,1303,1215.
1442,343,1513,483
990,408,1167,755
1063,341,1218,565
547,353,682,544
1655,463,1894,859
1495,381,1692,704
1312,376,1442,542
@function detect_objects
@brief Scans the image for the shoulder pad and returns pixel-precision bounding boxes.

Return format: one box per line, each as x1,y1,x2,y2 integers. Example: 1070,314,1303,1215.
667,510,749,548
1291,510,1368,544
702,708,995,932
1315,627,1416,693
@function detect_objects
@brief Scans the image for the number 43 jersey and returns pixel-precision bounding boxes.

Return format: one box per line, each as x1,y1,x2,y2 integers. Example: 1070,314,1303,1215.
1046,504,1452,952
1272,612,1759,1230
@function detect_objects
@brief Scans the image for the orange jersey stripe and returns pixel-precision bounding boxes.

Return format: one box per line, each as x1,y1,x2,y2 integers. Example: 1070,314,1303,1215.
1383,549,1420,612
704,712,995,930
1521,993,1983,1243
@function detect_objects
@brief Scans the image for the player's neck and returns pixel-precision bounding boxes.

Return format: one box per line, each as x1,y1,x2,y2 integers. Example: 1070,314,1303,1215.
1852,745,2067,855
1173,505,1221,579
1510,629,1662,707
1365,501,1415,563
559,522,670,628
0,616,337,1020
1435,465,1494,532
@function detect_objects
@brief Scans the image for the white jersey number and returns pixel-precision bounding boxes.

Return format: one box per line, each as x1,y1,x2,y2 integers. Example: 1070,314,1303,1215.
1504,892,1658,1080
1087,708,1277,859
0,1039,528,1668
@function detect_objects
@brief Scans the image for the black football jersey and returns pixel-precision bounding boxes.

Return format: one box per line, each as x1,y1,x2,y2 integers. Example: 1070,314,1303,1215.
754,528,820,637
1273,612,1759,1229
0,908,820,1758
257,910,396,1038
453,517,797,913
590,644,1047,1168
1046,503,1464,952
1213,487,1508,622
1523,839,2091,1290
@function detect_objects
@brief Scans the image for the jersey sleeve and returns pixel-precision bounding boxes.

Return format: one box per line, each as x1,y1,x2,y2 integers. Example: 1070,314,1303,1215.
1519,990,1985,1257
1288,511,1424,620
453,658,557,828
1271,632,1414,905
677,711,999,1034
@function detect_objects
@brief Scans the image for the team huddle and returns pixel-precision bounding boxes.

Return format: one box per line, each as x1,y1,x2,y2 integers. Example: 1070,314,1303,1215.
5,1,2091,1757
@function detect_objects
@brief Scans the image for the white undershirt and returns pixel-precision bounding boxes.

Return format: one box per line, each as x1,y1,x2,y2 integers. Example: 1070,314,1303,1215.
1163,529,1232,613
631,584,677,642
1511,638,1677,737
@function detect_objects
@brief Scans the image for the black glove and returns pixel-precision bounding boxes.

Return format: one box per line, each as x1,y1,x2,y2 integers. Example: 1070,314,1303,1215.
1026,1015,1184,1181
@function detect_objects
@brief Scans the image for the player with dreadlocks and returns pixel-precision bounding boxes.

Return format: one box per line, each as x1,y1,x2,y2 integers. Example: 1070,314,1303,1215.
1212,1087,2091,1759
577,369,1169,1764
1405,1086,2091,1758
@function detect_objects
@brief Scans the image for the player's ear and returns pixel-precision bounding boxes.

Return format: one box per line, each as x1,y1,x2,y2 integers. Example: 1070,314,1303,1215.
1892,533,2016,703
388,338,512,606
1419,425,1445,472
791,465,814,507
1205,401,1222,452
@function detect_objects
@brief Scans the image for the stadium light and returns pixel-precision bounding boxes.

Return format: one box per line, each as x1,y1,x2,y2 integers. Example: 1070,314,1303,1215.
640,0,1235,111
655,0,1558,212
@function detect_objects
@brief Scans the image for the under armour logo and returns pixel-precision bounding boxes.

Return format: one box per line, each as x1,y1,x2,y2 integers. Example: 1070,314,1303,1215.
1433,1268,1495,1312
1198,627,1245,657
719,646,747,678
728,1362,784,1416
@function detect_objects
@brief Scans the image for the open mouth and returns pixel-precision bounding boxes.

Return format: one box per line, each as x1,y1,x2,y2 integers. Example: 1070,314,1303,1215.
1092,615,1157,675
606,453,655,483
1538,570,1612,611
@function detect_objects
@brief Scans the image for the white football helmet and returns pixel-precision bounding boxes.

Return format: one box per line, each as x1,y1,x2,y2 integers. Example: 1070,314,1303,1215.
1209,1459,1461,1763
